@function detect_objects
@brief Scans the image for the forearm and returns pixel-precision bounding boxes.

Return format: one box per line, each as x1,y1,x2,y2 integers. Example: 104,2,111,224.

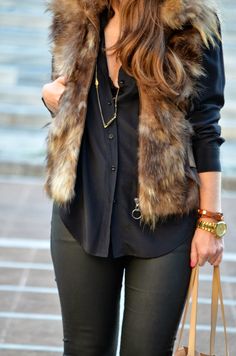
191,171,224,268
198,171,222,212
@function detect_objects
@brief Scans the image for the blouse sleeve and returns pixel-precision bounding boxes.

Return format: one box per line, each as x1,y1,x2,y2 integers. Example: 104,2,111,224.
187,24,226,173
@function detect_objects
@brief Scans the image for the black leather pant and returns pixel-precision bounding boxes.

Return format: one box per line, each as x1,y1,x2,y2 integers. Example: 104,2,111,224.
50,205,192,356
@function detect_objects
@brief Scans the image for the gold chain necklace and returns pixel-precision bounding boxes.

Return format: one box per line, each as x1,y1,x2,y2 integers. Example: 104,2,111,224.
95,62,120,128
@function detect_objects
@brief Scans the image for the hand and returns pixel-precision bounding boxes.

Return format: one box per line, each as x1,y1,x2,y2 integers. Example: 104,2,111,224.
190,219,224,268
41,76,67,115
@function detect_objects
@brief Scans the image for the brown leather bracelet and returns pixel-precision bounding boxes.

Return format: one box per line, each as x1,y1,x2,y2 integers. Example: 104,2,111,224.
197,209,224,221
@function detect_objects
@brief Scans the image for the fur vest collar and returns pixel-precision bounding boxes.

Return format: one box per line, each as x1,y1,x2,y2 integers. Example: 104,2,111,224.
44,0,219,229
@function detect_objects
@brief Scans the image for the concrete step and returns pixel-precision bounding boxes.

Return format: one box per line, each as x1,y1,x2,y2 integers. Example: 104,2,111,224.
0,11,50,30
0,127,46,165
0,85,46,105
1,0,45,7
224,73,236,80
0,126,45,177
0,28,49,46
1,43,49,59
222,121,236,140
0,64,51,87
0,2,46,10
0,65,18,86
0,51,50,67
221,139,236,178
0,103,50,129
225,80,236,100
220,0,236,5
0,161,45,177
220,7,236,19
221,100,236,120
221,25,236,37
223,45,236,57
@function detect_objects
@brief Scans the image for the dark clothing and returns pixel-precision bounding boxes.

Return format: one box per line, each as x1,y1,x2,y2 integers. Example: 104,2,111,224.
188,25,225,172
47,7,225,258
50,203,192,356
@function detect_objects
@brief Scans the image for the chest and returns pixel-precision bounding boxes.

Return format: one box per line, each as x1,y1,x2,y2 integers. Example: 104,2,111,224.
103,17,122,89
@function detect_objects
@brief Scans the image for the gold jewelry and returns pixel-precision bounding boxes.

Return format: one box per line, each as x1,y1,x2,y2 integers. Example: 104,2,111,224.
95,63,120,128
197,220,227,239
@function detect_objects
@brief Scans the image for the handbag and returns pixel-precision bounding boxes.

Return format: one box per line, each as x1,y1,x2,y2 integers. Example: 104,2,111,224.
174,264,229,356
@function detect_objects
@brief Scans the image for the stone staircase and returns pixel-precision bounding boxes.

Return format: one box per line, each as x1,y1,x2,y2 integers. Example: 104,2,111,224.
219,0,236,143
0,0,235,180
217,0,236,182
0,0,51,174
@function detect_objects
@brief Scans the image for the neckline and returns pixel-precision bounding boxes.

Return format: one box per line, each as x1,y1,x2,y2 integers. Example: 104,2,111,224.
101,31,122,89
100,9,122,90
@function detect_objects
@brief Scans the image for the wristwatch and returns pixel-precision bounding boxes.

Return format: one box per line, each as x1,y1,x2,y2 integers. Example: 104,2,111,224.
197,220,227,238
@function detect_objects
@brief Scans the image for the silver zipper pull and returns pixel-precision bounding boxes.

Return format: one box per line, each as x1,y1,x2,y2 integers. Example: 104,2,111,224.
131,197,142,220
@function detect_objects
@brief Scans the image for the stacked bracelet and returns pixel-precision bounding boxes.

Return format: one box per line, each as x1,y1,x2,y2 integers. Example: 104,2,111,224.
197,208,224,221
196,209,227,238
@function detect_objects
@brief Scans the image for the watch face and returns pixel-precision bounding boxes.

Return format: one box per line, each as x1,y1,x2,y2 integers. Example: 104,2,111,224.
215,222,227,237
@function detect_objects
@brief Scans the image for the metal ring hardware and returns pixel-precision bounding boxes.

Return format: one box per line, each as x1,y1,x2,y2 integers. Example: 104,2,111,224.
131,197,142,220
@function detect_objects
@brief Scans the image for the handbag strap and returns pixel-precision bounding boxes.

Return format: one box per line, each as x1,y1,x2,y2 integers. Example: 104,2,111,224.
188,263,199,355
175,264,198,351
210,266,229,356
175,264,229,356
210,265,218,354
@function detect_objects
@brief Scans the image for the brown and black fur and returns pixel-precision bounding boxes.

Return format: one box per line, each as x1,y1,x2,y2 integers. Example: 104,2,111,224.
44,0,221,229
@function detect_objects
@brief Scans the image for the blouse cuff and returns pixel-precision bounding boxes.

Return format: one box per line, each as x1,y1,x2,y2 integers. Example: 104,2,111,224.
193,145,222,172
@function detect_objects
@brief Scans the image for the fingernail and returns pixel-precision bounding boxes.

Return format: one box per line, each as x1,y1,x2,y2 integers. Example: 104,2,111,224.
190,260,195,268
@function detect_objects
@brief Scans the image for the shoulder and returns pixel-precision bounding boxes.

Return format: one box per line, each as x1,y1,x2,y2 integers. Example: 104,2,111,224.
161,0,222,50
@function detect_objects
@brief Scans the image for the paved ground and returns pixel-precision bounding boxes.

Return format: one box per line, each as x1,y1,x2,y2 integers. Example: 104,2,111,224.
0,176,235,355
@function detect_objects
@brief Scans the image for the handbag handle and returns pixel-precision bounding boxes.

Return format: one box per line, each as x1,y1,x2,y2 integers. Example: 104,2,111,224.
175,264,229,355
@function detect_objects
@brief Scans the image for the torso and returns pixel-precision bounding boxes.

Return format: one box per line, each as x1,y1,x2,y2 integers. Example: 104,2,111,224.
103,12,122,89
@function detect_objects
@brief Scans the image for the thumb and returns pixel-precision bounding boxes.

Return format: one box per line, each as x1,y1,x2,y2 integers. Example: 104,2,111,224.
190,241,198,268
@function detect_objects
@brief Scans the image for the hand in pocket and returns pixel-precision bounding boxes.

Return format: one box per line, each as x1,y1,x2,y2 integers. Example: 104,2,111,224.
41,76,67,116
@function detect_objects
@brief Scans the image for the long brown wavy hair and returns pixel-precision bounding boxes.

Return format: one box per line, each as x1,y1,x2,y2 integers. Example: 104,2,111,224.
104,0,221,98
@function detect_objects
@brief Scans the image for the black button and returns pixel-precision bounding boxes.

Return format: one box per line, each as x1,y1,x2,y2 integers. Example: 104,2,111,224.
111,165,116,172
107,100,112,105
108,133,114,140
119,80,125,85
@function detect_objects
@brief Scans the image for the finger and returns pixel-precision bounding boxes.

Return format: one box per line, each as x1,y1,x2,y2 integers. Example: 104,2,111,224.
208,250,221,265
190,241,198,268
212,254,223,266
208,242,224,265
198,255,208,267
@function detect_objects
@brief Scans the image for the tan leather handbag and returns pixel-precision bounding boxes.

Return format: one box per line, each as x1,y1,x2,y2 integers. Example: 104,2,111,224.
174,264,229,356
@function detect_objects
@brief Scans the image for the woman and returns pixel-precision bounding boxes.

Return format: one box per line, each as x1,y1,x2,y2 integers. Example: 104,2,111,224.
42,0,227,355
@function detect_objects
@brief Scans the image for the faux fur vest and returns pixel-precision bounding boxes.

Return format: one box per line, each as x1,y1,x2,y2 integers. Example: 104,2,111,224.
44,0,220,230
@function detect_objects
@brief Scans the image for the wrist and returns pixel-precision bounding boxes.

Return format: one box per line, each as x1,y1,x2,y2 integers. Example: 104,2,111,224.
197,208,224,222
198,216,218,224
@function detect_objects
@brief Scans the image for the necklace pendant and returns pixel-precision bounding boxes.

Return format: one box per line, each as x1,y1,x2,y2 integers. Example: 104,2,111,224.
103,114,116,128
95,63,119,129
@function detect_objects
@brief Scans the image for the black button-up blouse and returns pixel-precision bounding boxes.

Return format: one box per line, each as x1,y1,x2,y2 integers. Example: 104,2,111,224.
49,7,225,258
